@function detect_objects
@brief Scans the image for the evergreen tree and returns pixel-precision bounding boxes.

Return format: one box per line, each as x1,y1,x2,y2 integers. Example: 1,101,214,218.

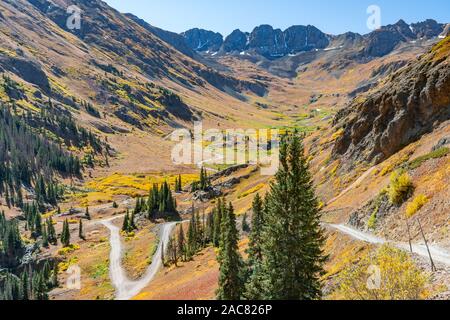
175,174,182,193
186,211,197,259
78,219,85,240
241,212,250,233
60,219,71,247
34,212,42,237
122,210,130,232
205,210,214,244
244,193,265,299
177,224,186,262
146,182,178,220
129,209,137,230
52,263,59,288
213,198,224,247
46,218,57,245
217,202,244,300
167,235,178,266
21,269,29,301
257,132,327,300
85,206,91,220
41,227,49,248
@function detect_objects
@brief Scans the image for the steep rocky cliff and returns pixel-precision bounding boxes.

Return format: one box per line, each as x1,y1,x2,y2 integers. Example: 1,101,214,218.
333,36,450,165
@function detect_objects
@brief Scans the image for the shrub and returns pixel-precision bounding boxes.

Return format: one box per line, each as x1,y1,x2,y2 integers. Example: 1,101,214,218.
405,195,429,218
408,147,449,170
333,245,429,300
388,170,414,205
367,212,377,230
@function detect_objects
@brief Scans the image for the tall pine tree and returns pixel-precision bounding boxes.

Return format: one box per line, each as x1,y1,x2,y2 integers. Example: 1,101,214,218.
216,203,244,300
244,193,266,299
257,132,327,300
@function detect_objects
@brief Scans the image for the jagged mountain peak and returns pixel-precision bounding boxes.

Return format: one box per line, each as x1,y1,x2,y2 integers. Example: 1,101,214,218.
181,28,223,52
182,19,446,60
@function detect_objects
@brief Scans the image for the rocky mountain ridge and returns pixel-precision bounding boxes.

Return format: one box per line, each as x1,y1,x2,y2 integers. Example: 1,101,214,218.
332,35,450,166
181,19,446,59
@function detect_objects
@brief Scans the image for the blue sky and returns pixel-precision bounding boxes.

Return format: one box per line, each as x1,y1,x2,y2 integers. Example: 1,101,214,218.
104,0,450,36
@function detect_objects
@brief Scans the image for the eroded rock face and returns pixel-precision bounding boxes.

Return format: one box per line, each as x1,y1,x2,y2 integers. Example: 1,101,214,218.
223,29,248,52
411,19,445,38
185,19,444,61
182,28,223,52
244,24,329,58
363,19,445,58
364,29,405,57
333,37,450,165
184,24,329,58
284,25,329,53
0,56,50,92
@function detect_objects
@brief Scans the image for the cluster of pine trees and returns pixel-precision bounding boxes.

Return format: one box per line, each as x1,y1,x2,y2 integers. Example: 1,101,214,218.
174,174,183,193
0,211,23,268
0,211,58,300
0,105,79,211
191,167,210,192
81,100,101,118
163,198,227,267
0,261,58,300
60,219,71,247
132,182,179,221
216,132,327,300
122,209,137,233
23,204,58,246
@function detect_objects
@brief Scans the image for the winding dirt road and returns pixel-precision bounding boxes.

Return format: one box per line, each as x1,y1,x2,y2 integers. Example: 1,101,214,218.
330,224,450,266
101,217,178,300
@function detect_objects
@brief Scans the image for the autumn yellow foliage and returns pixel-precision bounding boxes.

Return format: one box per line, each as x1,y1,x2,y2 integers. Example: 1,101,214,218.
405,195,429,218
333,245,429,300
388,170,414,205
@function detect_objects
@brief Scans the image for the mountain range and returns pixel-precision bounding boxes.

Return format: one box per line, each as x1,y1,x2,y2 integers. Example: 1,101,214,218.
181,19,448,59
0,0,449,301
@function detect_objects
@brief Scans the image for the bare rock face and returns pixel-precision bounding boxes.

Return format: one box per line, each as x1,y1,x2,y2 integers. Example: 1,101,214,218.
0,56,50,92
333,36,450,165
190,24,329,58
246,24,329,58
223,29,249,52
411,19,445,38
363,19,445,58
440,24,450,38
247,25,287,57
363,29,405,57
284,25,329,53
181,28,223,52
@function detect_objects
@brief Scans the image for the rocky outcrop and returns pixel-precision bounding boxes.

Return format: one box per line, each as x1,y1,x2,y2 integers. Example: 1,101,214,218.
222,24,329,58
193,66,267,97
0,56,50,92
333,36,450,165
223,29,248,52
284,25,329,52
328,32,364,48
440,24,450,38
411,19,445,39
363,19,445,58
186,19,445,60
181,28,223,52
